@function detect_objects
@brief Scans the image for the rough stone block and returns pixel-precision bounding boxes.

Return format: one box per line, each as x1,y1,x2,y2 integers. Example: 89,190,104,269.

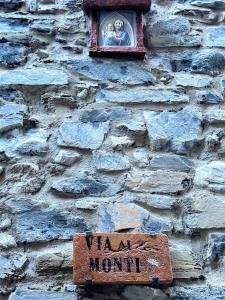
96,88,189,104
57,121,109,150
72,59,155,85
144,107,203,154
150,154,193,172
206,27,225,47
125,170,191,194
93,151,130,172
9,289,77,300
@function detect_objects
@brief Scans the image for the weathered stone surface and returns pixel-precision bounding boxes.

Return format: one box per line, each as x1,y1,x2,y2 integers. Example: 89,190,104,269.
148,17,202,48
51,175,122,198
0,0,24,11
183,191,225,231
150,154,193,172
0,233,16,249
96,88,189,104
125,170,191,194
132,148,149,168
71,59,155,85
0,68,69,86
35,242,72,273
207,27,225,47
144,108,203,154
171,50,225,75
110,135,135,149
9,289,77,300
170,241,201,279
0,103,27,133
15,138,48,156
207,233,225,263
0,43,28,67
0,253,27,282
54,150,81,166
197,91,222,104
141,216,172,234
58,122,109,150
194,161,225,192
0,17,28,33
191,0,225,8
80,107,130,123
73,233,173,285
14,208,87,243
204,108,225,123
5,162,44,194
98,203,149,231
117,120,146,135
93,151,130,172
122,286,168,300
123,192,176,210
172,74,212,88
169,286,225,300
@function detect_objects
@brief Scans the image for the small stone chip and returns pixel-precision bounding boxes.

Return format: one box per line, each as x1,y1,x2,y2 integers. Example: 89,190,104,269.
73,233,173,285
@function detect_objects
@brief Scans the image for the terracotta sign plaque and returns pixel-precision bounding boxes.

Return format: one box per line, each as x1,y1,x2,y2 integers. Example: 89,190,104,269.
73,233,173,285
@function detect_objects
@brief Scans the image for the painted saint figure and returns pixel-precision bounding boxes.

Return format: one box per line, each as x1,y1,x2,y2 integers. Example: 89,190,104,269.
103,19,131,46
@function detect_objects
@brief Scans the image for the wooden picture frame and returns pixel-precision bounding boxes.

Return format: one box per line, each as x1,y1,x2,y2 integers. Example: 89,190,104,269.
89,11,145,58
83,0,151,59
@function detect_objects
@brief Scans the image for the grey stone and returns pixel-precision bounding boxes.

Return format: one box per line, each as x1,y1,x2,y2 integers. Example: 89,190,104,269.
0,68,69,86
0,43,28,67
150,17,191,36
80,107,130,123
190,0,225,8
96,88,189,104
169,286,225,300
207,27,225,47
150,154,193,172
172,74,212,88
207,233,225,263
148,17,201,48
194,161,225,192
0,233,16,249
51,175,122,198
0,253,27,280
110,135,135,149
170,241,202,279
93,151,130,172
204,108,225,123
9,289,77,300
144,107,203,154
0,0,24,11
132,148,149,168
122,286,168,300
54,150,81,166
171,50,225,76
125,170,191,194
0,17,28,33
0,103,27,133
58,121,109,150
98,203,149,232
183,191,225,231
14,208,87,243
123,192,176,210
15,138,48,156
141,216,172,234
71,58,155,85
117,120,146,135
197,91,222,104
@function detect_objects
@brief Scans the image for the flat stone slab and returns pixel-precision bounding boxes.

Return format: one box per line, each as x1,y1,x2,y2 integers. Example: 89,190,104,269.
73,233,173,285
9,289,77,300
0,68,69,86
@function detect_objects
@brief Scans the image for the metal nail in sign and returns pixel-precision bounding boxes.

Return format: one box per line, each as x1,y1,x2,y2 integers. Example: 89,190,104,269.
82,0,151,58
73,233,173,285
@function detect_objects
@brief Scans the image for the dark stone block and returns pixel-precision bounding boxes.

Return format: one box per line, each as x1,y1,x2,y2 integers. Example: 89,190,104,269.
80,108,130,123
0,0,24,11
0,43,29,67
71,58,155,85
14,209,87,243
9,289,77,300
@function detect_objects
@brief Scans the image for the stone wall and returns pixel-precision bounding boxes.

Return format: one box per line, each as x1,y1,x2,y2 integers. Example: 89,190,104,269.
1,0,225,299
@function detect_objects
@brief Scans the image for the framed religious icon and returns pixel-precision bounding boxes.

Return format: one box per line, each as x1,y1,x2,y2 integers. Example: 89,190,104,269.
83,0,151,58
